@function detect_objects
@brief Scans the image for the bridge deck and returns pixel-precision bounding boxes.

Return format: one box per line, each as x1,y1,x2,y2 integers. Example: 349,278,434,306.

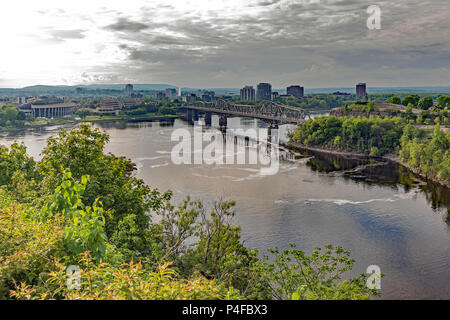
180,105,306,125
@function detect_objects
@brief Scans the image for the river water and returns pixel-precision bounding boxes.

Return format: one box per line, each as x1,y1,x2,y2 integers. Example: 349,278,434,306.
0,116,449,300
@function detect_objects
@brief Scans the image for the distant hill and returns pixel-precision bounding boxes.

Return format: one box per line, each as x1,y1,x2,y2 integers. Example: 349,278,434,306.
75,84,179,91
0,84,181,96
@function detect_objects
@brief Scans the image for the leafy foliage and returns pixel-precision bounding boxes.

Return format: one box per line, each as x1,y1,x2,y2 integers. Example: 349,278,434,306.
0,191,65,299
291,116,406,155
387,96,401,105
11,253,240,300
399,123,450,185
0,105,26,128
417,97,434,110
402,94,421,107
37,124,158,259
437,96,450,109
257,244,378,300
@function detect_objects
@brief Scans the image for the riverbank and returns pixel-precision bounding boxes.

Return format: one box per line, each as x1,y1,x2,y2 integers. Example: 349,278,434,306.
82,113,180,123
0,114,182,132
287,141,450,189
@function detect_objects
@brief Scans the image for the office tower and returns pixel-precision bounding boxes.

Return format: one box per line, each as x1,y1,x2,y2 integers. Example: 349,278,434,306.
124,84,133,96
240,86,255,101
356,83,367,102
256,83,272,100
286,85,304,98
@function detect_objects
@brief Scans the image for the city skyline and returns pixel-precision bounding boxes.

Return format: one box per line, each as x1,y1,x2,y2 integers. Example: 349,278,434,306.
1,0,450,88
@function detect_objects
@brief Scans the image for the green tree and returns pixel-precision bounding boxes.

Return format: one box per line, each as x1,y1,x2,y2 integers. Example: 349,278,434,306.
257,244,379,300
76,109,91,119
405,103,414,123
417,97,433,110
402,94,420,107
39,171,107,261
436,96,450,109
387,96,401,105
36,124,160,260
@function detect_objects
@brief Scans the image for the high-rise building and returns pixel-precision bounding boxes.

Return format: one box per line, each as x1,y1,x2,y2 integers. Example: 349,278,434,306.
182,93,197,104
286,85,304,98
256,83,272,100
356,83,367,102
201,91,215,101
165,88,177,99
124,84,134,96
240,86,255,101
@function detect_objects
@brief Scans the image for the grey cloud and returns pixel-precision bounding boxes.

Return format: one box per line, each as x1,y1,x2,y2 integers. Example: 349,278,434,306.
105,17,149,32
92,0,450,87
50,29,87,40
254,0,282,6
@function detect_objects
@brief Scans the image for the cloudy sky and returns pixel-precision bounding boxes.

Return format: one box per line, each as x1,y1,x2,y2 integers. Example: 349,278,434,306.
1,0,449,88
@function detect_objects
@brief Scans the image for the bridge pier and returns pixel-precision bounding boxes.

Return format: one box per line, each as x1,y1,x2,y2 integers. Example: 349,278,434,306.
193,109,199,122
204,112,212,126
219,115,227,127
268,123,279,136
186,109,192,121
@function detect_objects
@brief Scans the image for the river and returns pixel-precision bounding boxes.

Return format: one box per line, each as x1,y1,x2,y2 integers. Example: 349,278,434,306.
0,116,449,300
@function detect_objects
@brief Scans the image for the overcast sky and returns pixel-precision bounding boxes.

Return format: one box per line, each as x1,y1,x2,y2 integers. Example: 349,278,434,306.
1,0,449,88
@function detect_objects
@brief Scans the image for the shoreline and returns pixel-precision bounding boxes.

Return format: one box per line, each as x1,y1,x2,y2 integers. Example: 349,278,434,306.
0,114,181,133
287,141,450,189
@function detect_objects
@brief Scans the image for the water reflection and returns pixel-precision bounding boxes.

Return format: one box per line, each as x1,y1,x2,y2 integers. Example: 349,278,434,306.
299,148,450,217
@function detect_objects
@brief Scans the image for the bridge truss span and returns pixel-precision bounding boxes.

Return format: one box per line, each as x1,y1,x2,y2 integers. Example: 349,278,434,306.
184,100,309,124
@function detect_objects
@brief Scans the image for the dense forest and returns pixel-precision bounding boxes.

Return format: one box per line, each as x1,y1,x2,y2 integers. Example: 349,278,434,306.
0,124,378,300
290,116,450,186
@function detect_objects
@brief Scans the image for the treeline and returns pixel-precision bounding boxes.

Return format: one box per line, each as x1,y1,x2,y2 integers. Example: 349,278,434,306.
336,102,448,126
399,124,450,186
0,125,378,300
120,98,181,116
291,116,450,185
275,94,354,110
387,94,450,110
291,116,406,156
0,105,28,127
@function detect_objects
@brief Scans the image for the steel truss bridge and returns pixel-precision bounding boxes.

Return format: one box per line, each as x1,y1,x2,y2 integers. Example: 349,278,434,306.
180,100,309,124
